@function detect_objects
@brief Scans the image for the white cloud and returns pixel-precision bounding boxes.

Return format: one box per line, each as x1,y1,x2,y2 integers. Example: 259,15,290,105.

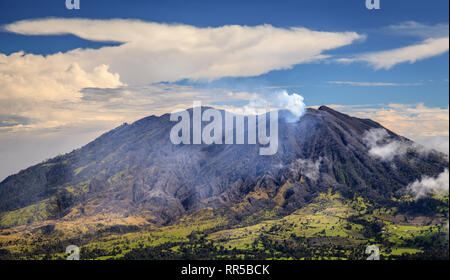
336,37,449,70
327,81,423,86
386,21,449,39
413,135,449,156
0,18,363,132
407,169,449,199
0,18,364,133
362,128,408,161
0,52,123,101
336,22,449,69
327,104,449,158
4,18,363,84
0,51,125,131
328,103,449,139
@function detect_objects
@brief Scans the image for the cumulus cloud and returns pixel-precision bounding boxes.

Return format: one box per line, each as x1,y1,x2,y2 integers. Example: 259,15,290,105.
362,128,408,161
336,37,449,70
0,51,125,131
407,169,449,199
0,52,123,100
3,18,363,84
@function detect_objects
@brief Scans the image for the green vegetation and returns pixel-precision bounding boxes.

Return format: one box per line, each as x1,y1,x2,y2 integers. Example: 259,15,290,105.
0,199,52,228
0,191,447,260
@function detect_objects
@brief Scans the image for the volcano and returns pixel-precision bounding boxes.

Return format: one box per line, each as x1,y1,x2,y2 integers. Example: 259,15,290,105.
0,106,448,260
0,106,446,225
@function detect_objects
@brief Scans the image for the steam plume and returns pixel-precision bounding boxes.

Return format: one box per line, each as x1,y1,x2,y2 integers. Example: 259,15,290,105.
249,90,306,123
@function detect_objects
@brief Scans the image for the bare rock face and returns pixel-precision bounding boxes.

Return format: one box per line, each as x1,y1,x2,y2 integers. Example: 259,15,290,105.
0,106,447,225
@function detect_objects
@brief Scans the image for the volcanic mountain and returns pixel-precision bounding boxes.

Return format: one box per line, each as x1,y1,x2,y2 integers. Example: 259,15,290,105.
0,106,447,228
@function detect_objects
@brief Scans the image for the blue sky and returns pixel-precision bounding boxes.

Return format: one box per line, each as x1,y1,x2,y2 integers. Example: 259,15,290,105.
0,0,448,180
1,0,448,107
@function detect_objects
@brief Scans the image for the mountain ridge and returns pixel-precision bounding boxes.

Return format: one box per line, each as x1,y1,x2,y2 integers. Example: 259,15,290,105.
0,106,447,227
